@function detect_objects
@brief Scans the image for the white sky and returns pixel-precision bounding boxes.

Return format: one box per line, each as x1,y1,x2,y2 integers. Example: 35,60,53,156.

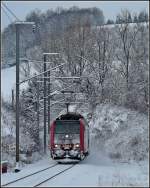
1,1,149,30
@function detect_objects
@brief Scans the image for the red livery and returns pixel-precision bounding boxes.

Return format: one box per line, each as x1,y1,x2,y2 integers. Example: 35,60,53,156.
49,112,89,161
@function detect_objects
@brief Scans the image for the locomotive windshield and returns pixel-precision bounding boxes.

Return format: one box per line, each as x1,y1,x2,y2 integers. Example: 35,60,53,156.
55,120,80,134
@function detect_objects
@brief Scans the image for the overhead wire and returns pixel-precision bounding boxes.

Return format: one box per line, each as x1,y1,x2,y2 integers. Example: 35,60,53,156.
1,6,14,24
2,2,20,21
2,2,36,61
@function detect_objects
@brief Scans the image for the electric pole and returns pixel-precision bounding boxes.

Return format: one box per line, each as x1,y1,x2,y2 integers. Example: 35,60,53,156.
43,53,59,151
36,79,40,150
15,22,35,172
43,54,47,154
48,70,50,133
15,23,20,172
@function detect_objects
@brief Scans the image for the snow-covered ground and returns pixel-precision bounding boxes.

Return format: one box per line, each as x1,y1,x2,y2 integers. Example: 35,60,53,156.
1,103,149,187
46,156,148,187
1,63,40,166
1,62,38,101
1,152,148,187
89,104,149,162
1,66,17,101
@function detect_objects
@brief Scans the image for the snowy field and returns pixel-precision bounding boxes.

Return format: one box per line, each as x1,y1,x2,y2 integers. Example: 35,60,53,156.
1,63,37,101
1,66,17,101
1,152,148,187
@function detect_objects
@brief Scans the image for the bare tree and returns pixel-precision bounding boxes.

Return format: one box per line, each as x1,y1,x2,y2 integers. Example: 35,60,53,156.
89,26,114,102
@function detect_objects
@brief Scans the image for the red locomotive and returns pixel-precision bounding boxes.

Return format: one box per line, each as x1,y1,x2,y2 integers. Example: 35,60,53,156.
49,112,89,161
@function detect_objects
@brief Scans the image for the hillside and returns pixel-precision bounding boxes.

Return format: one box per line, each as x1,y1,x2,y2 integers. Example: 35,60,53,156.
1,101,148,186
1,6,149,163
88,104,148,162
1,7,104,68
1,5,149,187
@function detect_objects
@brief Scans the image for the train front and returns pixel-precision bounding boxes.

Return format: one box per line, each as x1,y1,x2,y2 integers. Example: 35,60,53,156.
50,119,83,161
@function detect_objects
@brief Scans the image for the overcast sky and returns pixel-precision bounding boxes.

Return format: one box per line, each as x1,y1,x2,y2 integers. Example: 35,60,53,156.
1,1,149,30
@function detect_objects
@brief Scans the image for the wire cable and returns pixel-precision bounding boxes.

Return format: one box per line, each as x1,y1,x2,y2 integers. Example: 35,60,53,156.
1,6,15,24
2,2,36,58
2,2,20,21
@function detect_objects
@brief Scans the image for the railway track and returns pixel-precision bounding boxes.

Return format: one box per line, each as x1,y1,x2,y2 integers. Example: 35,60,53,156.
34,164,75,187
2,163,76,187
1,163,57,187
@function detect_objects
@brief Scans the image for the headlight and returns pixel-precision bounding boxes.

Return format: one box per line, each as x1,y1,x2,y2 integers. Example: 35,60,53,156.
75,143,80,148
65,134,69,138
54,144,58,148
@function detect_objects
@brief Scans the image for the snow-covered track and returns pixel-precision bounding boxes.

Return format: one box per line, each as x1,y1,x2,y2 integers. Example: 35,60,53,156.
34,164,75,187
2,163,76,187
2,163,58,187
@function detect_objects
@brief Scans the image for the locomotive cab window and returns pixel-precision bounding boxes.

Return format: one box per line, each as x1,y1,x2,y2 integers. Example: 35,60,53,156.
55,120,80,134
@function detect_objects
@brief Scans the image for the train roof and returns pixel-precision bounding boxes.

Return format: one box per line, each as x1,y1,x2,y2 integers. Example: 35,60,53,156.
56,112,84,120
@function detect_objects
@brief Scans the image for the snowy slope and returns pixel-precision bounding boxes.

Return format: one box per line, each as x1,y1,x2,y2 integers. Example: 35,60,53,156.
1,105,16,137
1,66,17,101
1,62,40,167
1,62,38,101
89,104,148,162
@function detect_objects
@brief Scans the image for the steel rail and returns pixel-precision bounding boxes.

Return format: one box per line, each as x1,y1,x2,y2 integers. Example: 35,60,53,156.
2,163,58,187
34,164,75,187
